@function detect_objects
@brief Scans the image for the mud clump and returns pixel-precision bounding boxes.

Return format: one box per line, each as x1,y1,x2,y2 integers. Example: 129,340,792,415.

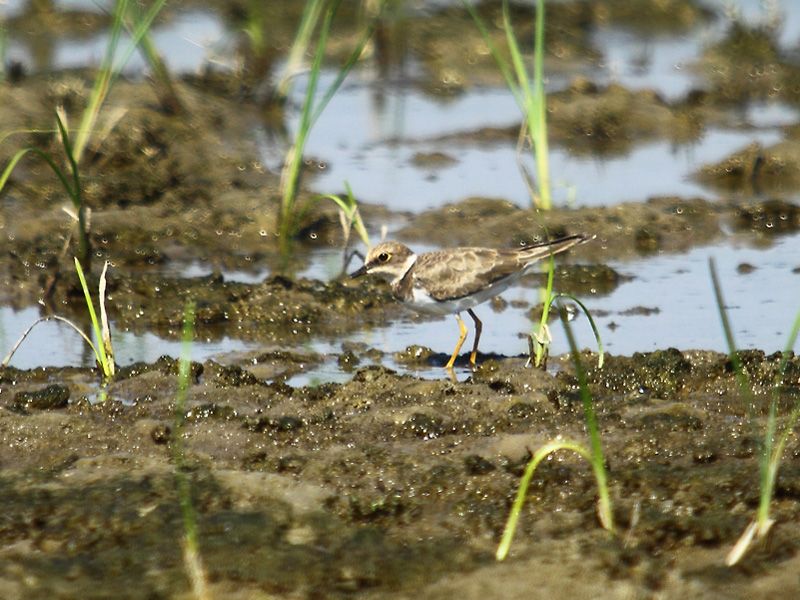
12,384,70,411
586,348,693,397
734,199,800,234
696,141,800,193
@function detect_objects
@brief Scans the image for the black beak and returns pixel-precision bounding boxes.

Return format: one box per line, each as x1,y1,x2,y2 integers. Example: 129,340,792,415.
350,264,369,278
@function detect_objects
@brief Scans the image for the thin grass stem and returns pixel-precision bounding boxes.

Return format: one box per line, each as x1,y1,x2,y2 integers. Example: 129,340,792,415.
464,0,551,208
531,0,551,208
560,302,614,532
549,292,605,368
73,0,167,163
124,1,184,114
497,304,614,561
2,316,98,367
55,109,90,267
278,1,381,252
74,257,113,379
532,254,555,367
711,258,800,564
172,302,210,600
274,0,326,104
496,439,591,560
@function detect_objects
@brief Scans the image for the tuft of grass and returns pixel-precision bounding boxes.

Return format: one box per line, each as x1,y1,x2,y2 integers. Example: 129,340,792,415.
3,258,116,386
317,181,371,272
709,259,800,566
533,290,605,369
277,1,385,258
0,110,91,268
529,254,556,368
465,0,564,365
124,0,184,115
73,0,168,163
1,2,167,271
497,302,614,561
465,0,551,209
171,301,210,600
272,0,327,105
528,247,602,370
74,257,115,381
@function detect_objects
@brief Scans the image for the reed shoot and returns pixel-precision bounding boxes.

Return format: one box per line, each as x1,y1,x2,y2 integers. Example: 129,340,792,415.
74,258,115,380
709,259,800,565
497,303,613,560
464,0,552,209
2,259,115,387
73,0,168,163
0,111,91,267
318,181,371,271
278,0,381,254
273,0,327,105
171,302,211,600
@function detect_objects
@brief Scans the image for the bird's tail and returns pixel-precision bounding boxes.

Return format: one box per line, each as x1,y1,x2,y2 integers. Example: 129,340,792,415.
517,233,592,265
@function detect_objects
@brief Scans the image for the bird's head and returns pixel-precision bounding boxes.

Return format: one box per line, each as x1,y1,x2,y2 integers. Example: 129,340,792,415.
350,241,416,282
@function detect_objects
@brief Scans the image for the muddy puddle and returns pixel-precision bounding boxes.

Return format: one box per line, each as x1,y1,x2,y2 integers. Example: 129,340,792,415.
2,0,800,598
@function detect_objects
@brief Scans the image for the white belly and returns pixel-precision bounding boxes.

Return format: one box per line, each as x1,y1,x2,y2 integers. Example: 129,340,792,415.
408,275,520,316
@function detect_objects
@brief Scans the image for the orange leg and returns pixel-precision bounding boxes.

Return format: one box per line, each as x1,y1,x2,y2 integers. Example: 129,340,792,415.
467,308,482,367
445,313,468,370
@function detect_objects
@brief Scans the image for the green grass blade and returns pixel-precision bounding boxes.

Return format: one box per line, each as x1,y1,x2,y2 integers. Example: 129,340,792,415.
559,302,614,533
496,439,591,560
550,292,605,368
124,0,184,114
462,1,522,105
709,258,751,393
54,110,82,210
709,258,800,563
0,147,73,199
73,0,129,162
55,109,91,266
73,0,167,163
74,257,112,379
757,306,800,530
275,0,326,103
532,254,555,367
172,301,210,600
502,0,531,104
309,3,383,128
278,0,336,243
279,0,381,249
344,182,370,248
530,0,551,208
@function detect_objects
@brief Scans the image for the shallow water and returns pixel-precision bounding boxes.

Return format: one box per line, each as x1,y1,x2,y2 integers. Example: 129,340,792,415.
0,305,260,370
7,230,797,383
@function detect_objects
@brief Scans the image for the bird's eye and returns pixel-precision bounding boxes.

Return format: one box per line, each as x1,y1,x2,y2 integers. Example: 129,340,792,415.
378,252,390,262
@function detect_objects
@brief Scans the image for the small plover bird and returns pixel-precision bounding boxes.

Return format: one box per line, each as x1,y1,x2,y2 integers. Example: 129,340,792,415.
350,234,590,369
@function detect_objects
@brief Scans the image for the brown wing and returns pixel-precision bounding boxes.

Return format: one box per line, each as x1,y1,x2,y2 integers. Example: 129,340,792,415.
413,248,522,301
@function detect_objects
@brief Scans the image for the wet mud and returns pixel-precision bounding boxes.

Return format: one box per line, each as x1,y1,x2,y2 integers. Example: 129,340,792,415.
2,350,800,599
2,0,800,598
